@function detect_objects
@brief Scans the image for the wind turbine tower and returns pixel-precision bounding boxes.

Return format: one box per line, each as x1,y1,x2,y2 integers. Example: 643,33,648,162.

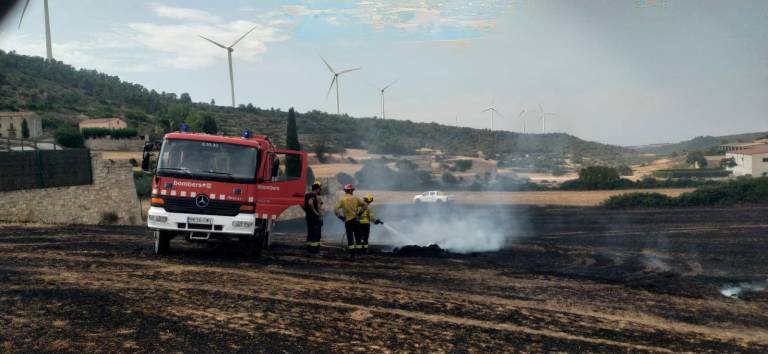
321,57,360,115
481,101,503,131
18,0,53,60
538,104,557,133
200,25,258,107
517,109,526,133
376,80,397,119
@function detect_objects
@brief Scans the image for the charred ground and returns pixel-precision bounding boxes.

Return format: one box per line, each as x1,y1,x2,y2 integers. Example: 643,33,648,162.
1,205,767,352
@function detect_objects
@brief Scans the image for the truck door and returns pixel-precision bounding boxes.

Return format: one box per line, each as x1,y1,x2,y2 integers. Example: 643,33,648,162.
255,149,308,218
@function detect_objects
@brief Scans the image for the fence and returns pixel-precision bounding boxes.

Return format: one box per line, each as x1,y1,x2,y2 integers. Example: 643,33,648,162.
0,149,92,192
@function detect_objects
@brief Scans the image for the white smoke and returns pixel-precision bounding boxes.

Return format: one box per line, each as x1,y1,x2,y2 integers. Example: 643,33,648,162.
720,280,767,299
371,203,523,253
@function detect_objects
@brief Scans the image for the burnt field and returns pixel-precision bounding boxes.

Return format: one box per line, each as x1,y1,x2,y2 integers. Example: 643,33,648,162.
1,205,768,352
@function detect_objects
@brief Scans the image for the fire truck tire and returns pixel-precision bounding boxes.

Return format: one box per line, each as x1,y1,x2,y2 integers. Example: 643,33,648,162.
154,230,171,255
242,232,264,257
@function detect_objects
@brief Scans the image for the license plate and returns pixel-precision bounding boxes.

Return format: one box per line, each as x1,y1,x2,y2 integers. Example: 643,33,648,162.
187,216,213,224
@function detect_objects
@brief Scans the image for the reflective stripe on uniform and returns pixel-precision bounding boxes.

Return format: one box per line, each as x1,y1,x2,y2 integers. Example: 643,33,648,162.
306,241,321,247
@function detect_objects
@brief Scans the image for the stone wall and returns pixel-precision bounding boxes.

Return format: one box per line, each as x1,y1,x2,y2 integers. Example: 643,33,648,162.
0,152,143,225
85,138,144,151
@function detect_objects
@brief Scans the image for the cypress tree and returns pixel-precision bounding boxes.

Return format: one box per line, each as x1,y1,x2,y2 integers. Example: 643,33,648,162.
21,119,30,139
285,108,302,177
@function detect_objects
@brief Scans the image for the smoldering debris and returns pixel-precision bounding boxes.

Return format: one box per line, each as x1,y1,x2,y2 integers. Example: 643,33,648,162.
720,280,767,299
392,244,445,257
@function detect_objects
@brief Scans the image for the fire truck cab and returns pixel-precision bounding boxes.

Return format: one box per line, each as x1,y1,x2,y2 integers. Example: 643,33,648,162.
142,129,307,256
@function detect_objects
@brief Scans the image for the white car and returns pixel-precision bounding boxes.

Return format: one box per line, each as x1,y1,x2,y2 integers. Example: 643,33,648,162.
413,191,455,203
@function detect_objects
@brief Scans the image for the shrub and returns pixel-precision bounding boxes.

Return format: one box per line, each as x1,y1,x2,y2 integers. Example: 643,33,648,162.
442,171,458,184
616,165,633,176
100,211,119,225
312,143,330,163
54,127,85,148
110,128,138,139
578,166,620,189
603,178,768,208
133,171,152,198
652,168,730,179
82,127,111,138
602,192,675,208
454,159,473,172
336,172,355,186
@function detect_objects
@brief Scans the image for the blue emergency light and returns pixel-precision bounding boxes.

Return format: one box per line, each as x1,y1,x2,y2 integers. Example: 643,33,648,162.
179,123,191,133
243,129,252,139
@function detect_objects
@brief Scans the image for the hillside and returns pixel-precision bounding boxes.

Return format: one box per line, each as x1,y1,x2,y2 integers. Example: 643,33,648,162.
0,50,627,159
632,132,768,155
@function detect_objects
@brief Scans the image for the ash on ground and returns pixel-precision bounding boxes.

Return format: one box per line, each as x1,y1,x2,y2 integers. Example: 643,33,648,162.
392,244,445,257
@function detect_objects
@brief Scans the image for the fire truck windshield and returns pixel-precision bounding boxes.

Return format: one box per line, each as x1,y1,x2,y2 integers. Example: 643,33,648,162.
157,139,260,182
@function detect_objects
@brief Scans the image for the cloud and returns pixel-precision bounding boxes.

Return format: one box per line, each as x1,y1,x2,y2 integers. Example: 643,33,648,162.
282,1,511,37
150,3,221,23
1,4,293,73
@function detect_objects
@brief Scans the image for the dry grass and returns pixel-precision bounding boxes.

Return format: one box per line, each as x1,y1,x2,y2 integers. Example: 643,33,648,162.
360,189,694,206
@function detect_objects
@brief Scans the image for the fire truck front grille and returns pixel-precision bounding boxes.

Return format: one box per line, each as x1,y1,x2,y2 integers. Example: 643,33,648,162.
162,196,241,217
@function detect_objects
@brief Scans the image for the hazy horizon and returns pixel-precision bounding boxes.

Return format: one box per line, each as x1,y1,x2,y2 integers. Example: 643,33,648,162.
1,0,767,146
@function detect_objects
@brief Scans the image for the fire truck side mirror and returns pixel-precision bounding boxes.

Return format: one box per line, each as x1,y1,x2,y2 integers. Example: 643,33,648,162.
141,143,154,171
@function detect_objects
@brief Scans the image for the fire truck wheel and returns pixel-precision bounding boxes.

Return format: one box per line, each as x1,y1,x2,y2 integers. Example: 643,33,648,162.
241,233,264,257
154,230,171,255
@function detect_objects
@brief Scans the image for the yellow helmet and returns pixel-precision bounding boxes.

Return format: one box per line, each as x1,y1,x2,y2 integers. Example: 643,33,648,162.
363,194,374,203
312,180,322,188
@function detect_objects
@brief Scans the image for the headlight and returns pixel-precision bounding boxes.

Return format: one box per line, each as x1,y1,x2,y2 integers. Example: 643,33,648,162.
148,215,168,223
232,220,254,228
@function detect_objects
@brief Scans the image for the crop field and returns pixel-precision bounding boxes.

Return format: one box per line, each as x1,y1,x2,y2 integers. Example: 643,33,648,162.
1,205,767,352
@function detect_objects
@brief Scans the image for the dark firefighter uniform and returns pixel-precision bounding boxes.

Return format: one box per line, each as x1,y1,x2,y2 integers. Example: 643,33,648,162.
359,194,383,252
304,183,323,253
335,192,367,255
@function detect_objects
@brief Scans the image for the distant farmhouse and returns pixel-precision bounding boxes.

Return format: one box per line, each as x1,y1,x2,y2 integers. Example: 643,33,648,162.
0,111,42,139
725,144,768,177
79,118,127,131
719,139,768,152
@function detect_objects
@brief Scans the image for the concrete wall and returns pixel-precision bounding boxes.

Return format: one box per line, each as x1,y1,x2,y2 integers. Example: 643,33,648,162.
85,138,144,151
0,152,143,225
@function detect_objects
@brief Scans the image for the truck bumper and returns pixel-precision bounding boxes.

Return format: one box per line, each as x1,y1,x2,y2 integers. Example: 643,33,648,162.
147,207,256,235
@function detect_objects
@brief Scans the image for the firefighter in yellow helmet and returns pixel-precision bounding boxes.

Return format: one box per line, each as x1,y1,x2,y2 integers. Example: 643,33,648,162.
334,184,367,258
359,194,383,252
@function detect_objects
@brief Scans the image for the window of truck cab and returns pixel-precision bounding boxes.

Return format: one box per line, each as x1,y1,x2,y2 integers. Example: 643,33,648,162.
157,139,260,183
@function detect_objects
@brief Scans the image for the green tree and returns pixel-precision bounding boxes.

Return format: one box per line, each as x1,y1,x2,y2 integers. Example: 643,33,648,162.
210,98,215,105
578,166,620,190
442,171,458,184
285,108,302,177
179,92,192,103
312,143,329,163
685,151,708,169
21,119,29,138
54,127,84,148
720,157,737,168
616,165,633,176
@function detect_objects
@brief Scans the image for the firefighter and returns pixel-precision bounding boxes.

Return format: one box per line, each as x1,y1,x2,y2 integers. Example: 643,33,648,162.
359,194,383,253
304,181,323,254
334,183,367,258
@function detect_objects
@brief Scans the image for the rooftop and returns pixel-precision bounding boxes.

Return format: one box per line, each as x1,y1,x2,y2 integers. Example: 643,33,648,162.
730,144,768,156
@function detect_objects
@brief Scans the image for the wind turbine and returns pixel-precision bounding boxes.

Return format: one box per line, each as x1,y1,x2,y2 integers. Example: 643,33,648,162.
481,100,503,131
321,56,360,115
517,109,526,133
18,0,53,60
538,104,556,133
375,80,397,119
200,25,258,107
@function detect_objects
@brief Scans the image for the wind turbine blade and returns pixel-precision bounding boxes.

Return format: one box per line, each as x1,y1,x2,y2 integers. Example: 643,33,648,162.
320,56,335,74
517,109,526,118
383,79,398,91
230,25,258,48
338,67,360,75
17,0,31,29
493,109,504,118
326,76,337,99
199,35,227,49
481,108,492,112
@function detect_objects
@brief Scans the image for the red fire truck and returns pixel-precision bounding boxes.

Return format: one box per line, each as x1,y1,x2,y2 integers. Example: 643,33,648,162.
142,129,307,256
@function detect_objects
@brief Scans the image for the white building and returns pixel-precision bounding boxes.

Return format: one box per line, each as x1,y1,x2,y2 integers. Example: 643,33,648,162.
0,111,43,139
725,144,768,177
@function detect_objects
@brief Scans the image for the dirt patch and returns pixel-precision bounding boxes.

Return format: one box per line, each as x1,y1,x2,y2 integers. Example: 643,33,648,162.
1,207,768,352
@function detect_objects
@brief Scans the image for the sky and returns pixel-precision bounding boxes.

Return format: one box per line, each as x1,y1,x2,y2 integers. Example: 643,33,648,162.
1,0,767,146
